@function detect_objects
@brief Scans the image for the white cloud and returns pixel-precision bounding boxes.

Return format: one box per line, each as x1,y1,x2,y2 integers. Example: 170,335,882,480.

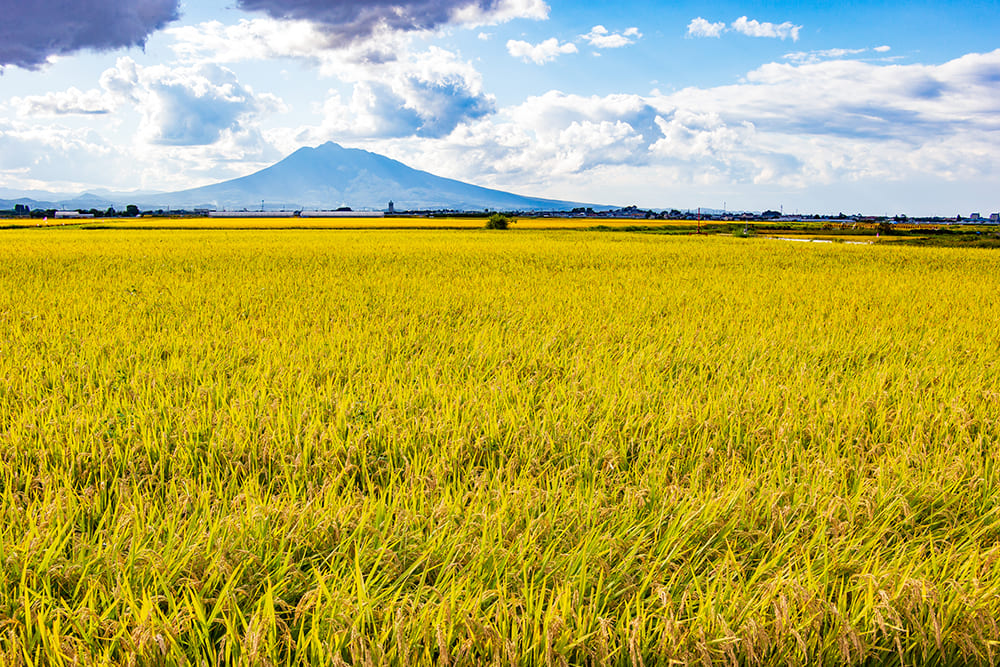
102,59,285,146
506,38,578,64
581,25,642,49
875,45,892,53
651,111,755,161
0,117,118,191
281,46,495,143
100,57,141,101
687,17,725,38
730,16,802,41
688,16,802,41
555,120,645,171
12,87,113,116
784,48,867,65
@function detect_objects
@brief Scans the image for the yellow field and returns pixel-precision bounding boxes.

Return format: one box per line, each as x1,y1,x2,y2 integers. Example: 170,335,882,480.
4,215,697,230
1,229,999,664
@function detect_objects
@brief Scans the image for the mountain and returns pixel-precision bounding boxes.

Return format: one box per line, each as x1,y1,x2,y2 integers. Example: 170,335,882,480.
135,142,600,212
2,143,608,212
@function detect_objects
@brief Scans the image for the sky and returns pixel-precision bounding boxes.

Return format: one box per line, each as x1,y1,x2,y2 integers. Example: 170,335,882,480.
1,0,999,215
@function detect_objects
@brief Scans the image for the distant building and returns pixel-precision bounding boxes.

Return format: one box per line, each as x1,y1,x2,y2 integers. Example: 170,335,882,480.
208,211,295,218
991,213,999,223
388,200,395,214
970,213,981,221
299,211,385,218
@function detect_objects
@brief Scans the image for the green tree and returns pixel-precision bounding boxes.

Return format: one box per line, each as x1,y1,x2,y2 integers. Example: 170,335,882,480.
485,213,513,229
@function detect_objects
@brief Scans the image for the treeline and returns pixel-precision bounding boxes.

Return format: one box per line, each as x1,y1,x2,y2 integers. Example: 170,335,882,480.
1,204,142,218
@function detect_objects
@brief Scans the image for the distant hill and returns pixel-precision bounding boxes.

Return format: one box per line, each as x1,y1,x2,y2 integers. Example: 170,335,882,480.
0,189,162,212
2,143,607,213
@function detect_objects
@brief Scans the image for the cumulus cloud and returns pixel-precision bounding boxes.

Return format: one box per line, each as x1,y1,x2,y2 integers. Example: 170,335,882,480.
364,90,663,188
687,17,726,38
145,69,278,145
651,111,753,158
317,85,423,138
581,26,641,49
688,16,802,41
506,38,578,64
94,58,285,146
362,46,497,136
506,91,662,148
647,51,1000,187
302,80,493,141
100,57,142,101
875,45,892,53
12,88,112,116
285,45,495,141
235,0,548,43
731,16,802,41
0,0,179,69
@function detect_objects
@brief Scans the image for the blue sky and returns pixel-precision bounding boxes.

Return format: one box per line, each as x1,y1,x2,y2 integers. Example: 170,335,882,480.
1,0,998,214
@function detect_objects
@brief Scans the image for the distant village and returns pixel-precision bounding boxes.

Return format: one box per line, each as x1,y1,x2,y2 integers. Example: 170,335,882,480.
2,201,999,224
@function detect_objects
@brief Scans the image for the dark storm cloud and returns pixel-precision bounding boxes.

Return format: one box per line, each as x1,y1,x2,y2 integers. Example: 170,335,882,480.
0,0,180,69
237,0,499,41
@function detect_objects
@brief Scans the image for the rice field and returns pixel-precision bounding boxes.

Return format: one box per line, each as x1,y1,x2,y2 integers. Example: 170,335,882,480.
1,228,999,665
5,216,695,231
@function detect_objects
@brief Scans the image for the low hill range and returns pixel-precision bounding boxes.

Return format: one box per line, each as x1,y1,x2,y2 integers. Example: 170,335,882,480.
1,143,604,213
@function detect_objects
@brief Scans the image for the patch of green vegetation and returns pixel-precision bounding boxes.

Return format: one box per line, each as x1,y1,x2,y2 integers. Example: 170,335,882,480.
896,232,1000,248
589,223,732,235
484,213,513,229
590,224,682,233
